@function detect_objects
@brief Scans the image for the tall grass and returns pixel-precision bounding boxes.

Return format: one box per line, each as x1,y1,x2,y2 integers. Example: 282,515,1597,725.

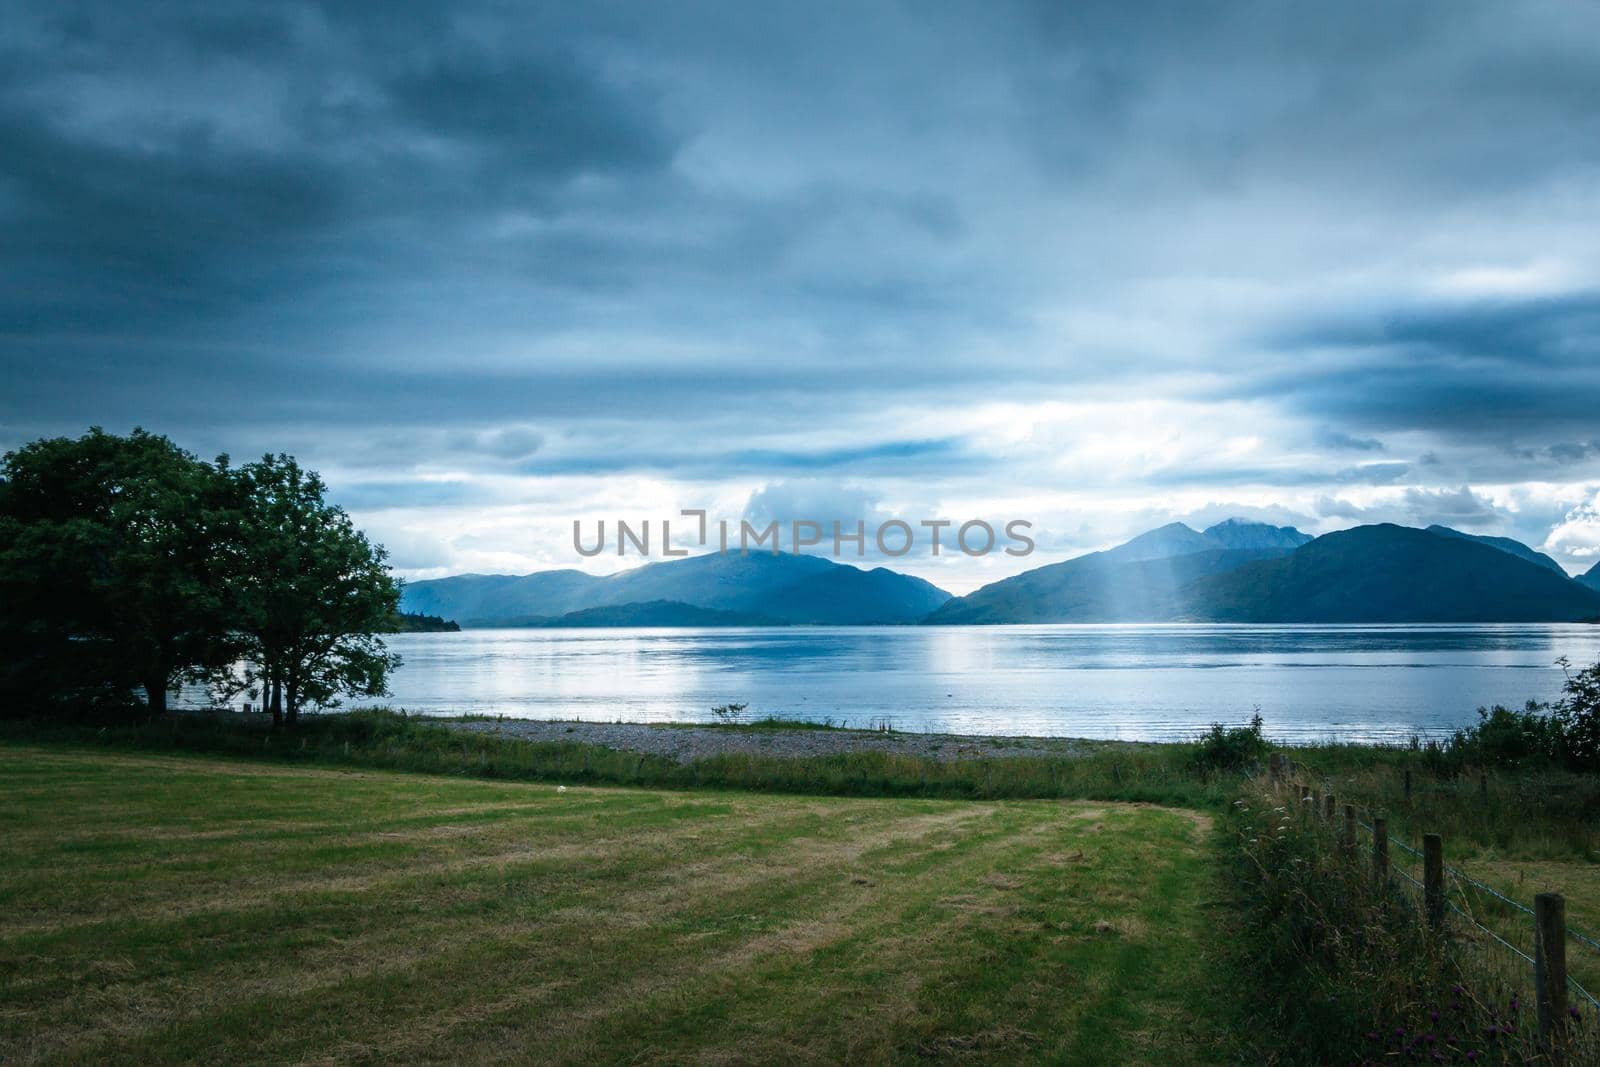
1290,744,1600,861
1214,776,1595,1065
0,708,1243,807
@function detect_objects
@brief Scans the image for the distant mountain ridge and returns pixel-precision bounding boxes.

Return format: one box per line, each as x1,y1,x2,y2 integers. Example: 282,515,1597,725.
1424,525,1566,575
923,519,1310,624
404,519,1600,628
926,519,1600,625
495,600,783,628
1186,524,1600,622
402,551,951,627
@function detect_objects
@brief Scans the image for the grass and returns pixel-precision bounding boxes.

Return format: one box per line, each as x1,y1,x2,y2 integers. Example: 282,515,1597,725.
0,745,1222,1065
1280,750,1600,1024
0,710,1242,808
5,712,1594,1063
1214,764,1600,1065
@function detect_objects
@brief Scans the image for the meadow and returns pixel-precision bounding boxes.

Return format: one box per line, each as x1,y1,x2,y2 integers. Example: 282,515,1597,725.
3,712,1596,1065
0,745,1221,1065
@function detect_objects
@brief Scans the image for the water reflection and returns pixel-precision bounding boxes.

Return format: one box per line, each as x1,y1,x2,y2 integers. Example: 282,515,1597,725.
361,624,1600,743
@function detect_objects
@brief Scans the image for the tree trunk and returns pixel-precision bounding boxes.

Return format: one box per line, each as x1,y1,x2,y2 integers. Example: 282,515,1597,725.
144,675,168,716
285,675,299,725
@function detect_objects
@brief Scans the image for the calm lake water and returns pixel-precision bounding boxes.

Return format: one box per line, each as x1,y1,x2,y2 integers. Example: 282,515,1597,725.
372,624,1600,743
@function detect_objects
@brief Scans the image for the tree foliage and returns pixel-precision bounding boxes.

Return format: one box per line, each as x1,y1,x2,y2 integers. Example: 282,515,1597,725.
0,429,235,715
0,429,399,721
221,455,400,724
1448,657,1600,772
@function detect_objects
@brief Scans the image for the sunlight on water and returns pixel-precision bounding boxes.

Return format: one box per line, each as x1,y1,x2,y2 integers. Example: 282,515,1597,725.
363,624,1600,743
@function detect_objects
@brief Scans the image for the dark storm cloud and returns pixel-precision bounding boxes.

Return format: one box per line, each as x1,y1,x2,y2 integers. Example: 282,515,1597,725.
6,0,1600,574
1258,293,1600,438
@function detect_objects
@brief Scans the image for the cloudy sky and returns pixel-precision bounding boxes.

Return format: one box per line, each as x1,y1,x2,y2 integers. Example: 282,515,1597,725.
4,0,1600,593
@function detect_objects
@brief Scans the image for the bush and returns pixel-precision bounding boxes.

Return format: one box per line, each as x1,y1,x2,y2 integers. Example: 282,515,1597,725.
1447,657,1600,772
1449,701,1557,767
1194,713,1268,773
1549,656,1600,770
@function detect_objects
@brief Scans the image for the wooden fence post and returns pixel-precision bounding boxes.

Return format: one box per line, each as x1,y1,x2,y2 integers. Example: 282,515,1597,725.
1403,767,1412,804
1342,803,1356,852
1372,817,1388,884
1311,788,1321,817
1535,892,1568,1053
1423,834,1444,930
1324,792,1336,823
1479,773,1489,804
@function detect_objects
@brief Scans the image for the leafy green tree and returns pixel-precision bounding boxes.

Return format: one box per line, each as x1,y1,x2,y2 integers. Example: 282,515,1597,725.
222,455,401,725
0,428,235,716
1551,655,1600,771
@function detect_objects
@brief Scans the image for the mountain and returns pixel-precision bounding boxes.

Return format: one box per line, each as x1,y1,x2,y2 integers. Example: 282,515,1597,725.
924,518,1309,624
1424,525,1566,575
505,600,783,628
1202,518,1314,551
923,546,1290,624
1098,522,1216,562
926,519,1600,624
400,570,606,624
1188,524,1600,622
402,552,951,627
1581,561,1600,593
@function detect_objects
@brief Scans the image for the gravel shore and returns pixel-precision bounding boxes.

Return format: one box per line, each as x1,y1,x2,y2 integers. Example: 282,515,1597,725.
445,718,1128,763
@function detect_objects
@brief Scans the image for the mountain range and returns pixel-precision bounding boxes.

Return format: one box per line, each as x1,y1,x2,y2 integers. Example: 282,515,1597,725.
402,520,1600,627
402,550,951,627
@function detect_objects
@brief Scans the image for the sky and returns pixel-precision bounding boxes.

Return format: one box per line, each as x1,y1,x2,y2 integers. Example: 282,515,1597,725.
4,1,1600,594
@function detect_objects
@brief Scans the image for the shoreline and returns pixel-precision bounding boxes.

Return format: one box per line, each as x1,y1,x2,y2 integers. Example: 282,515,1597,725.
443,716,1158,762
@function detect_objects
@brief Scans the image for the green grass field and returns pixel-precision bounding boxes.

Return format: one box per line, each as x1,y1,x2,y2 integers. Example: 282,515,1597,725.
0,746,1220,1065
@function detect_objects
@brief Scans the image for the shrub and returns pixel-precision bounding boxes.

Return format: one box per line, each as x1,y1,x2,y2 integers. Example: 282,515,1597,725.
1194,712,1268,773
1446,657,1600,772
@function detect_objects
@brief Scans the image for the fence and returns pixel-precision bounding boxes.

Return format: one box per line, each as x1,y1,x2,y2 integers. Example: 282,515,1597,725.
1265,752,1597,1057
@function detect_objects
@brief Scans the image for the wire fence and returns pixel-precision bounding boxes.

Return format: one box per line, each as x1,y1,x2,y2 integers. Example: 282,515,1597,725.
1352,816,1600,1015
1271,756,1600,1034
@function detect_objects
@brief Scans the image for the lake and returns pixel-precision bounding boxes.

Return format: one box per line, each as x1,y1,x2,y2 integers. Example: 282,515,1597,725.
372,623,1600,743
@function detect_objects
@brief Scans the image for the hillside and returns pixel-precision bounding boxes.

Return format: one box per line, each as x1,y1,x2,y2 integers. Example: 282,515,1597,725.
495,600,782,628
1581,561,1600,593
402,551,950,627
1424,525,1566,574
925,518,1306,624
1188,524,1600,622
924,547,1288,624
927,519,1600,624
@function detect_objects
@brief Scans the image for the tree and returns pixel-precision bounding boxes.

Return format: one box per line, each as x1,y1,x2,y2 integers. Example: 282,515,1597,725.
0,428,235,716
1550,656,1600,771
223,455,400,725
